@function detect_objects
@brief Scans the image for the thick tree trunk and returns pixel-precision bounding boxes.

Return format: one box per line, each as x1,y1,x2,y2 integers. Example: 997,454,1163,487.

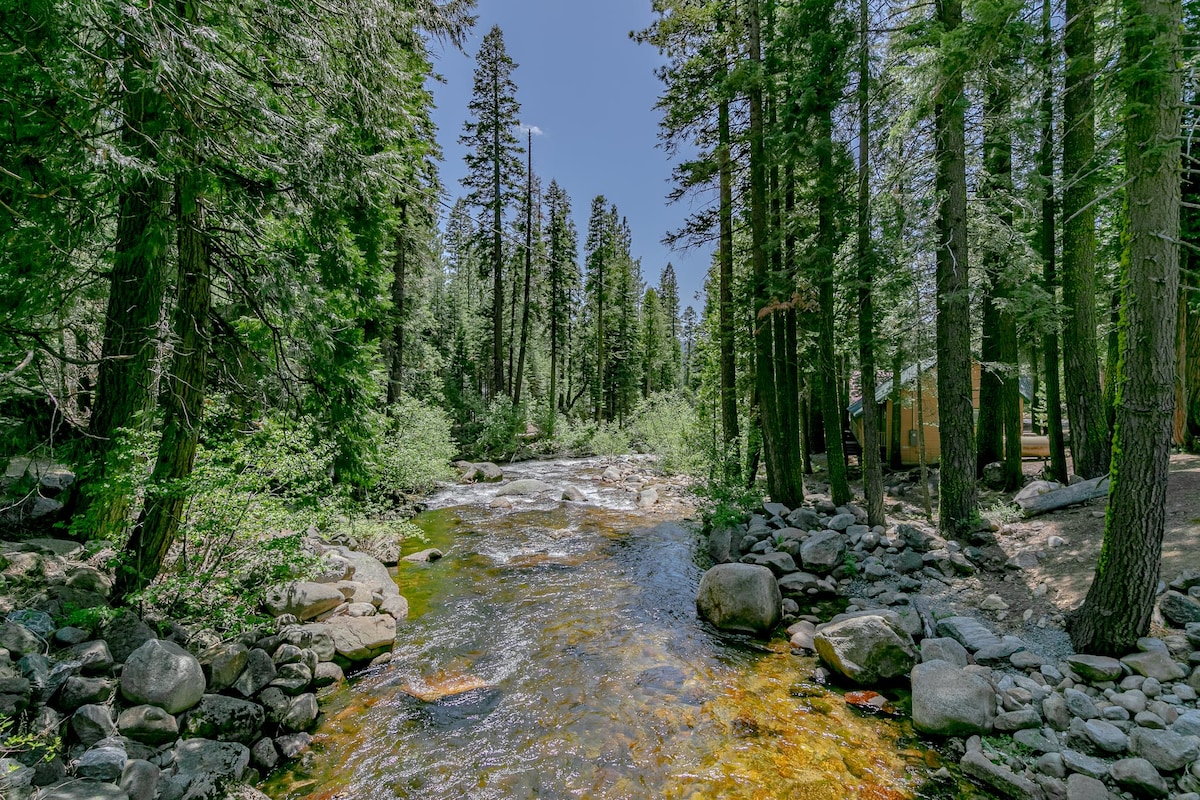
1186,127,1200,450
1017,475,1109,517
85,63,169,540
1062,0,1110,478
934,0,976,536
115,165,210,601
818,107,849,507
1070,0,1181,655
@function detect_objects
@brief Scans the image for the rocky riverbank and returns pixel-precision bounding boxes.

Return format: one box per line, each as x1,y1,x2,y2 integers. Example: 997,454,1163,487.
0,524,414,800
698,496,1200,799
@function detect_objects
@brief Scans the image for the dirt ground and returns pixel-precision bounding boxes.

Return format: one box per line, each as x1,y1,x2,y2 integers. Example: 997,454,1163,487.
905,452,1200,639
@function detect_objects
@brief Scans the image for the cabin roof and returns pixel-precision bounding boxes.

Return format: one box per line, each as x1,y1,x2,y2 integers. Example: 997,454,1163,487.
848,359,1033,419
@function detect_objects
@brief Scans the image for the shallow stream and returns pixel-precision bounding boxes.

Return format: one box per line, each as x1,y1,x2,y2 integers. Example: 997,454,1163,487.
265,457,942,799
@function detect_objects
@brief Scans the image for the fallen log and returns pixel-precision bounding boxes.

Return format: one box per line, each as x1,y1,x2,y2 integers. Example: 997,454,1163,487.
1015,475,1110,518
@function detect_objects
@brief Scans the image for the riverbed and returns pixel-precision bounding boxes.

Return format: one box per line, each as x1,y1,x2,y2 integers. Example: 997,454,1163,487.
264,457,941,799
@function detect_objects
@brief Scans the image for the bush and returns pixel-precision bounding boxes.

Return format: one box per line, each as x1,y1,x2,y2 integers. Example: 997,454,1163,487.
628,393,704,475
473,397,525,459
369,394,457,498
588,421,631,458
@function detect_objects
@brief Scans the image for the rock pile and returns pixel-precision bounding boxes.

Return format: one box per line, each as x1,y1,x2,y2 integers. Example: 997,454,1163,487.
0,537,406,800
696,497,1200,799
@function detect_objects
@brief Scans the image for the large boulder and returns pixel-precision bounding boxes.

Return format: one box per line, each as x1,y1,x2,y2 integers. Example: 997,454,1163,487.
800,531,846,575
813,614,918,685
495,479,554,497
35,781,130,800
117,705,179,746
325,616,396,662
911,659,996,736
695,563,781,636
1159,591,1200,627
157,739,249,800
181,694,265,744
119,640,205,714
98,611,156,664
334,549,399,598
262,582,344,622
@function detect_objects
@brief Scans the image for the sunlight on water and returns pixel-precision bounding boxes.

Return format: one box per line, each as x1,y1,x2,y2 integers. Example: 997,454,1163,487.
263,460,939,800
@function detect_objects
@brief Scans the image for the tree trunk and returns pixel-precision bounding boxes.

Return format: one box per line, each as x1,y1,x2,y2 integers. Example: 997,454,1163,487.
719,77,740,482
387,201,408,406
857,0,883,526
889,348,903,469
491,74,506,397
115,161,210,600
818,106,849,507
1038,0,1070,481
934,0,976,536
513,133,534,407
1070,0,1181,655
1186,115,1200,451
1061,0,1110,478
747,0,802,508
84,60,170,541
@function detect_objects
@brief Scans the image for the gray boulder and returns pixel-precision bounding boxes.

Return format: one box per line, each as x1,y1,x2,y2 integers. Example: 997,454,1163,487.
116,705,178,747
813,614,918,685
119,640,205,714
71,704,116,747
1067,655,1124,683
1122,650,1187,682
401,548,442,563
335,549,399,598
473,462,503,482
1109,757,1169,798
231,648,275,697
920,637,969,667
325,616,395,662
180,694,264,744
936,616,1004,653
157,739,249,800
262,582,344,622
74,739,126,783
911,660,996,736
695,564,781,636
119,760,159,800
98,611,156,664
1065,774,1111,800
562,486,587,503
1130,726,1199,772
495,479,554,496
739,551,796,576
199,642,247,692
56,677,115,713
35,781,130,800
800,531,846,575
1159,591,1200,627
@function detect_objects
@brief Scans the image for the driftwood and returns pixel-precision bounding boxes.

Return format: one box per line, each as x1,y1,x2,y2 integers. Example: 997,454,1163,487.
1016,475,1110,518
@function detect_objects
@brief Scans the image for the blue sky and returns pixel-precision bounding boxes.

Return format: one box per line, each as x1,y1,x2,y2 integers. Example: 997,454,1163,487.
426,0,711,311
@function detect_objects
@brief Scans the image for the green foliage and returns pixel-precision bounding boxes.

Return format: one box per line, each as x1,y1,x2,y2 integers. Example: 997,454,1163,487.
842,552,859,577
586,423,631,458
62,605,119,635
0,716,59,762
695,481,758,531
368,394,457,501
472,398,526,459
627,393,704,475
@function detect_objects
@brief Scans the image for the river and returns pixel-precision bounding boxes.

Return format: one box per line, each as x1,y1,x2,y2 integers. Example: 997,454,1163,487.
264,457,943,799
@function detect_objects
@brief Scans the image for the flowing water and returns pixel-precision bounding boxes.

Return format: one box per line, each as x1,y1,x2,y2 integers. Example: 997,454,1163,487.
264,457,941,800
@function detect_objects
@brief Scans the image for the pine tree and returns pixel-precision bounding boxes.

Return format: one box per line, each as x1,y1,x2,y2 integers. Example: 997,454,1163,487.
461,25,523,399
1070,0,1182,654
544,180,579,433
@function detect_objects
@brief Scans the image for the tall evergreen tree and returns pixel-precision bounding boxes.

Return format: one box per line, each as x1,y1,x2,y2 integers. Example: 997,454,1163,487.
544,180,579,432
461,25,523,398
1071,0,1182,654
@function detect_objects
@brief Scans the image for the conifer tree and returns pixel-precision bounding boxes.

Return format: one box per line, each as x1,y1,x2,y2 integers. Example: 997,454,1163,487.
461,25,523,398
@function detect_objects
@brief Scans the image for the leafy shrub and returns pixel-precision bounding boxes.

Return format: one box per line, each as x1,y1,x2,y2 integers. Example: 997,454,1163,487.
473,398,525,459
368,394,457,499
588,422,631,458
628,393,703,475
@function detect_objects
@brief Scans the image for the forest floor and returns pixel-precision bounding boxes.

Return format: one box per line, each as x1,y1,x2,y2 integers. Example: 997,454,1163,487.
876,452,1200,645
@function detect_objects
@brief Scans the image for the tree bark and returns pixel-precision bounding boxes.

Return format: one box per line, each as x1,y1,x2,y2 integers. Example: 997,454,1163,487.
718,88,740,482
491,73,506,397
857,0,884,526
1016,475,1109,517
1062,0,1110,478
889,348,903,469
85,57,170,541
387,201,408,406
513,132,534,407
934,0,977,536
115,158,210,600
1070,0,1181,655
1039,0,1070,482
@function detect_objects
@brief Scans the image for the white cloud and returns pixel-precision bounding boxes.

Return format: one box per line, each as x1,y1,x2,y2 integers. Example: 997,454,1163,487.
520,124,544,136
